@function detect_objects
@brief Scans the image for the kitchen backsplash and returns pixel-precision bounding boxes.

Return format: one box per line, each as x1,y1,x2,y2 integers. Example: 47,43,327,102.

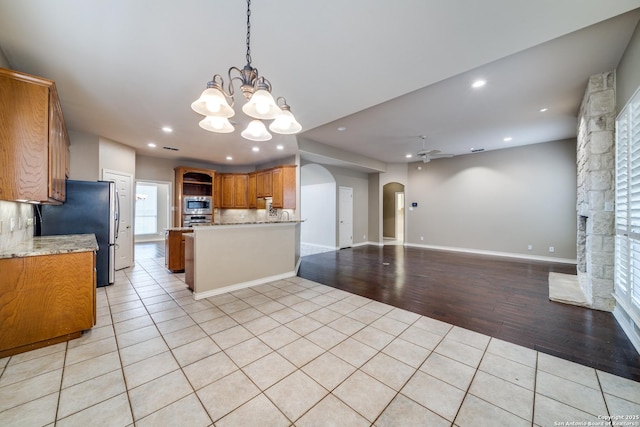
0,201,34,251
216,208,295,224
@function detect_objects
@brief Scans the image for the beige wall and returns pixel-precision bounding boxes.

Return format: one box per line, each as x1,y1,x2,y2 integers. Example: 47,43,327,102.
321,165,370,246
406,139,577,260
0,47,9,68
99,138,136,178
617,19,640,112
68,131,99,180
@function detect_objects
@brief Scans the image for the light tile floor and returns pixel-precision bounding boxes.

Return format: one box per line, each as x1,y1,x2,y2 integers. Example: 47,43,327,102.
1,256,639,427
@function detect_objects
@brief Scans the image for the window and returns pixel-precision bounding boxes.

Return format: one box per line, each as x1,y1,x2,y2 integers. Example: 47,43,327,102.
615,87,640,325
135,183,158,235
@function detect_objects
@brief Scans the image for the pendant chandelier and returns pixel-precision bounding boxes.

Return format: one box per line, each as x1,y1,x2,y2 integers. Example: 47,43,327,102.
191,0,301,142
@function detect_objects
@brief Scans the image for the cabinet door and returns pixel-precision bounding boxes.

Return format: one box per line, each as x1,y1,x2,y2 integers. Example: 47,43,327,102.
272,166,297,209
214,174,222,208
234,175,249,208
221,174,235,208
48,92,68,202
248,173,257,208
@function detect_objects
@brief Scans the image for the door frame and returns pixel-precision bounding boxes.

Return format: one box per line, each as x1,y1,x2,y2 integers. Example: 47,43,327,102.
338,186,353,249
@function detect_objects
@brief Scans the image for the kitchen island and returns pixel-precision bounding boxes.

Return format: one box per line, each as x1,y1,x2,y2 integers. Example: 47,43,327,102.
185,221,301,299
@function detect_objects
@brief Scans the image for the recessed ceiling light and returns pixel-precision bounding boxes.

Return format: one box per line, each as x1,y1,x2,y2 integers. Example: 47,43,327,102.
276,145,284,150
406,154,412,158
472,80,486,89
226,156,233,160
337,126,347,132
161,126,173,133
147,142,156,148
539,107,548,112
503,137,512,142
252,147,260,152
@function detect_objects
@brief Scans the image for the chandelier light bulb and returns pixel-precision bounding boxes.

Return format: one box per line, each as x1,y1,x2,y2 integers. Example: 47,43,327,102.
269,109,302,135
191,87,234,118
242,89,281,120
241,120,272,141
199,116,234,133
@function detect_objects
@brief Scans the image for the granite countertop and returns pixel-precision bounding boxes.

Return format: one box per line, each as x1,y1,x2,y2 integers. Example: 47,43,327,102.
0,234,99,259
164,220,304,231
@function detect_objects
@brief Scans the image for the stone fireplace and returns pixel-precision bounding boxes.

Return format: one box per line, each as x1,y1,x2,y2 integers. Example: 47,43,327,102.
575,70,616,312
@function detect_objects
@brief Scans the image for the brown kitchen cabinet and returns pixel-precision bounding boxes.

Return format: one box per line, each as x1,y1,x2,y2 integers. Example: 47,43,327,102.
174,166,215,227
248,172,257,209
220,173,249,209
165,228,193,272
0,250,96,358
0,67,70,203
256,169,273,198
271,165,297,209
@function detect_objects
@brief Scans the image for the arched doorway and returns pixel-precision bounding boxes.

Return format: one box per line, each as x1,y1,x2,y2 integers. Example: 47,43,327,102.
300,164,337,256
383,182,405,245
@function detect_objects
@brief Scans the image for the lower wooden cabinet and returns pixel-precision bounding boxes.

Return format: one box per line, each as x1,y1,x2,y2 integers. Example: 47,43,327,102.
0,251,96,358
165,229,193,272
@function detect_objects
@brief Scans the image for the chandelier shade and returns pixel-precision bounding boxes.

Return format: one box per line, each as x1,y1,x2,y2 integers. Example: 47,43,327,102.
199,116,234,133
242,87,281,120
269,101,302,134
191,0,300,142
191,86,235,118
241,120,272,141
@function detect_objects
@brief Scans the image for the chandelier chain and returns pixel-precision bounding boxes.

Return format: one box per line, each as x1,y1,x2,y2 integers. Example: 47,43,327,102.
245,0,252,65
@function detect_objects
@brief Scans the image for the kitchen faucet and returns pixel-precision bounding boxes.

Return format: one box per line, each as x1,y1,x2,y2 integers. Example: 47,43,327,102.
279,210,290,221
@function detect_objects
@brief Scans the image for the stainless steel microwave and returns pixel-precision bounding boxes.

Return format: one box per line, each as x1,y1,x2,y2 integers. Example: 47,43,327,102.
183,196,212,214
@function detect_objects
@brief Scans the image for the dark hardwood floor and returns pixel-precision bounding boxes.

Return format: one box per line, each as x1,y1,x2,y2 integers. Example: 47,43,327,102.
298,245,640,382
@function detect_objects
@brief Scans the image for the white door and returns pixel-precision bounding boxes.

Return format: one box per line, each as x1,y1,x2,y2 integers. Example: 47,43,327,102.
339,186,353,248
103,169,133,270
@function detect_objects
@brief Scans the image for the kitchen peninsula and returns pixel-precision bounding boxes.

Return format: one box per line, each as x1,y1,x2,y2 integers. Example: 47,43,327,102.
185,220,301,299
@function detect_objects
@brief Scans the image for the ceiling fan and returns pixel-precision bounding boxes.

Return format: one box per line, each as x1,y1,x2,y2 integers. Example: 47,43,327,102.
415,135,454,163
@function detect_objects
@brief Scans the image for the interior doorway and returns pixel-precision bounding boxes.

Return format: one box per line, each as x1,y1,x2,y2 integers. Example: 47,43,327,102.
134,180,171,242
383,182,405,245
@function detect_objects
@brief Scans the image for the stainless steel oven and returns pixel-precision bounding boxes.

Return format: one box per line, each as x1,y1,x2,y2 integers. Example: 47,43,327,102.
183,196,212,215
183,214,212,227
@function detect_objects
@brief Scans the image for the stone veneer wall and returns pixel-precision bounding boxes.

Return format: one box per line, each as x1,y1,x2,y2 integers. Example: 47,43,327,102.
576,70,616,311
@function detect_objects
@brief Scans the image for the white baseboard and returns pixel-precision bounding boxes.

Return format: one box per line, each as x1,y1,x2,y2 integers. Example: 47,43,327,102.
402,243,577,264
193,271,297,300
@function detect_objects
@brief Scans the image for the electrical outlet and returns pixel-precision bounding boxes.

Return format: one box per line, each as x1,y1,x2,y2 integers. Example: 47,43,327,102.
420,236,424,241
363,235,366,240
10,217,15,232
26,217,34,227
549,246,555,253
527,244,533,251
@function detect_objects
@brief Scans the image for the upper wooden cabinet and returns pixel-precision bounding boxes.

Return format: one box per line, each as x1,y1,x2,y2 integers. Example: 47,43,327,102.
248,172,257,209
256,169,272,198
0,68,70,203
272,165,297,209
174,166,215,226
220,173,248,209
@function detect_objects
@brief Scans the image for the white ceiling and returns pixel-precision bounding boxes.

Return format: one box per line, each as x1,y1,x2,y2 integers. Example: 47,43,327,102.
1,1,639,170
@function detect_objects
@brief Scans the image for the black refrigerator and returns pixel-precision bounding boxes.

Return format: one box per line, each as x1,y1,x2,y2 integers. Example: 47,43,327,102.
36,180,118,287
